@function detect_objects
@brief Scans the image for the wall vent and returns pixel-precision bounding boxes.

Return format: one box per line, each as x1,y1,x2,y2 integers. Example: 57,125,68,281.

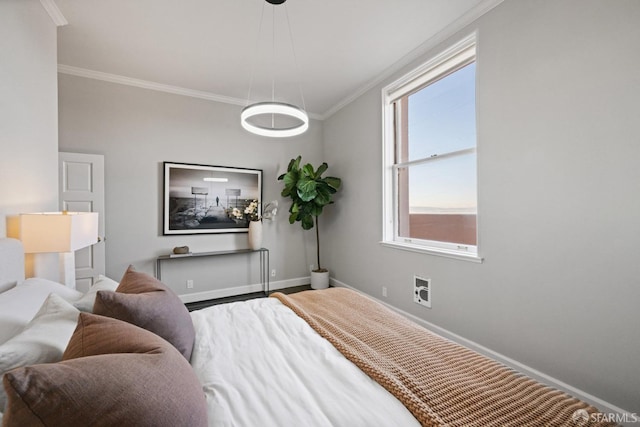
413,275,431,308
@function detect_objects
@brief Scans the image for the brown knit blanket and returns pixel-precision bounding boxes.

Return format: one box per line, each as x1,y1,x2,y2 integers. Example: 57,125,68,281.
272,288,614,427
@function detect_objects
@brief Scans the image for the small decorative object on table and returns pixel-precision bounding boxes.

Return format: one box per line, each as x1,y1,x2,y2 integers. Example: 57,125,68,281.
172,246,191,256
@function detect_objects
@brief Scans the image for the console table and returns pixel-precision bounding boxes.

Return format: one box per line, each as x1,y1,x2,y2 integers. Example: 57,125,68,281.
155,248,269,295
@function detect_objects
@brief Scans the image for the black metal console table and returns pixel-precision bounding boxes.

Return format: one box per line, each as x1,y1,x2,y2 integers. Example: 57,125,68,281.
155,248,270,295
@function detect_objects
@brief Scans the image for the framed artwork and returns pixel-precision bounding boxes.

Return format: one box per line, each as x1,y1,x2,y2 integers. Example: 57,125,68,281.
163,162,263,235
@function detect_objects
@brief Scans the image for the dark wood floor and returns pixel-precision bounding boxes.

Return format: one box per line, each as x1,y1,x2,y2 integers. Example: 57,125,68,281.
185,285,312,311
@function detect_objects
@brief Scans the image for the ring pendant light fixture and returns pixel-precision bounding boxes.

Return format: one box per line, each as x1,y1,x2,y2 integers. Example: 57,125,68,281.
241,0,309,138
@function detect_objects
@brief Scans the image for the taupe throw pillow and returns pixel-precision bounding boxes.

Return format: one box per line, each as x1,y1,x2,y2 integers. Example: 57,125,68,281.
93,265,195,360
2,313,207,427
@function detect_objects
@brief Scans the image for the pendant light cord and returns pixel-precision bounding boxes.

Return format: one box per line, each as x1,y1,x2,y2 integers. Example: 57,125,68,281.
245,1,267,106
271,5,276,128
241,0,309,138
284,3,307,112
246,1,306,113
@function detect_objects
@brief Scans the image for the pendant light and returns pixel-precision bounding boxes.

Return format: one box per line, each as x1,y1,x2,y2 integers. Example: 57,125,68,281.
241,0,309,138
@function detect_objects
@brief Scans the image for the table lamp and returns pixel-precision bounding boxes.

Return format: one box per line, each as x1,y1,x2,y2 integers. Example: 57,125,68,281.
19,211,99,288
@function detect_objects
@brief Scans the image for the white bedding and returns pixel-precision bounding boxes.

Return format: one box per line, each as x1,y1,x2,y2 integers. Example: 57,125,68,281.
0,278,83,344
190,297,420,427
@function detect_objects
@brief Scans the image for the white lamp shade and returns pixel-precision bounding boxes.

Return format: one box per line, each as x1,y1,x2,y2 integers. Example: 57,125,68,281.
20,212,99,254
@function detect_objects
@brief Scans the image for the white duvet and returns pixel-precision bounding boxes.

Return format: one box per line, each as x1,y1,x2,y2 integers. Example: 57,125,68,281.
190,297,419,427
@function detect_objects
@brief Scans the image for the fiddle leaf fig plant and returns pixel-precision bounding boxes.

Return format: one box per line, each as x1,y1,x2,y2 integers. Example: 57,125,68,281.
278,156,341,271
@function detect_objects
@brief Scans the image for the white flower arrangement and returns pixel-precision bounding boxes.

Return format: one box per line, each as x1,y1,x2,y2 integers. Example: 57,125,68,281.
230,200,278,222
230,207,243,221
244,200,260,222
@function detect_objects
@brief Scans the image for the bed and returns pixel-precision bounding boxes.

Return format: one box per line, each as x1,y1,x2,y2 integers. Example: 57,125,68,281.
0,238,615,426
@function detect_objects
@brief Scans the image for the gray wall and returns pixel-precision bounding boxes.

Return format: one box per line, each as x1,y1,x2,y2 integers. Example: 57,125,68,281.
58,75,324,296
0,0,59,285
323,0,640,413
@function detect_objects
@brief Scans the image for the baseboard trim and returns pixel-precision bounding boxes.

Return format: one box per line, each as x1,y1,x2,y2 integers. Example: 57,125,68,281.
330,278,634,419
270,276,311,291
179,276,309,304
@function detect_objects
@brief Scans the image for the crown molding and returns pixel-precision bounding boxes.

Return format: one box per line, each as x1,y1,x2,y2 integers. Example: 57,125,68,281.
57,64,246,106
319,0,504,120
40,0,67,27
57,64,324,121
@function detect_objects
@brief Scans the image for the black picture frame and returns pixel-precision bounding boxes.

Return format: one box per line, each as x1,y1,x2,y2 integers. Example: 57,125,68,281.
163,162,263,235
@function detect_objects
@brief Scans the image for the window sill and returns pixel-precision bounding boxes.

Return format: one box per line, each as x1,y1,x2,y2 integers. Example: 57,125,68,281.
379,241,484,263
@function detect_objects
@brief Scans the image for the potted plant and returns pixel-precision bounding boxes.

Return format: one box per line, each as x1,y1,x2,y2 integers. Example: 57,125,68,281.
278,156,342,289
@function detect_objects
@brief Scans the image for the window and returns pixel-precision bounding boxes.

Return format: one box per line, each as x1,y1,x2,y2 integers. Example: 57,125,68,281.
382,35,480,261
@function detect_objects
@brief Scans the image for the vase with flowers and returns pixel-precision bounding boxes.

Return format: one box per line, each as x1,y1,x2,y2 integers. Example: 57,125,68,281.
234,200,278,250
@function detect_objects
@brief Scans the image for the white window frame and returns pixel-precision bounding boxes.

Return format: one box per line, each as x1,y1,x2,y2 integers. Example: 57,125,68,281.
381,33,482,263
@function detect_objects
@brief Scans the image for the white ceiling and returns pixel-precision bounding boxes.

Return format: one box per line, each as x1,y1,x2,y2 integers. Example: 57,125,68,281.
55,0,495,119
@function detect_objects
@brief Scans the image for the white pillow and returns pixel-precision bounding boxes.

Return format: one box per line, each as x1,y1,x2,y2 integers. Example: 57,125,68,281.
73,275,120,312
0,293,80,411
0,278,82,344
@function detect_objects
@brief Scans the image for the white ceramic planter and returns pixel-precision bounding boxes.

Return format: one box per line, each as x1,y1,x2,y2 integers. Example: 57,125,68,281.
310,270,330,289
248,221,263,250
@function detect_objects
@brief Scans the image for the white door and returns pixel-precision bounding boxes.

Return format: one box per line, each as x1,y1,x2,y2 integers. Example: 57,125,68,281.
59,152,106,292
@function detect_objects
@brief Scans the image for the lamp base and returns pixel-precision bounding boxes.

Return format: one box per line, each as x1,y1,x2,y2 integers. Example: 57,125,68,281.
58,252,77,289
